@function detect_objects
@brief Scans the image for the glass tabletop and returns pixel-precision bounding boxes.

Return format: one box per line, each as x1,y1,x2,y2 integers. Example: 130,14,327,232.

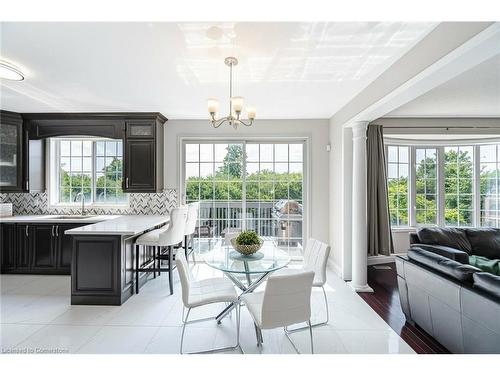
203,239,291,274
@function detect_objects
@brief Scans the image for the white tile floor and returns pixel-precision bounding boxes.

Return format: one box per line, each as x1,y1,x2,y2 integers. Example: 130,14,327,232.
0,264,415,354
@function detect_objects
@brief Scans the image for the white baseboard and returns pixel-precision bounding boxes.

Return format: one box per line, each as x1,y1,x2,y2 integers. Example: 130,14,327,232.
327,258,344,279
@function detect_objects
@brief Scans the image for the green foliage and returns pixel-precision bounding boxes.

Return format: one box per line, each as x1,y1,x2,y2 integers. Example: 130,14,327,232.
186,144,303,202
235,230,260,245
60,158,124,203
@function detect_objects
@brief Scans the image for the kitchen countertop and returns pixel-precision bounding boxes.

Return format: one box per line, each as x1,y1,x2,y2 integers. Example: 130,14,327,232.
64,215,170,236
0,214,120,224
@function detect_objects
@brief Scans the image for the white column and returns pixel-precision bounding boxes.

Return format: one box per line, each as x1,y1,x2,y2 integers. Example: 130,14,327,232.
348,121,373,293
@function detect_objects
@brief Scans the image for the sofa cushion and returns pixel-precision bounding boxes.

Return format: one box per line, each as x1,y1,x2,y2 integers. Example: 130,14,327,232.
410,244,469,264
465,228,500,260
473,272,500,300
416,227,472,254
407,247,480,283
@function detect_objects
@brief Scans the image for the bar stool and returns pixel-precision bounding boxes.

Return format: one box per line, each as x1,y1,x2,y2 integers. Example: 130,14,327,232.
135,206,188,295
182,202,199,262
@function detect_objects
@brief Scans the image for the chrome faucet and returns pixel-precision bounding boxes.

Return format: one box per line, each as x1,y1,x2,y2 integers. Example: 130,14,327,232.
74,192,86,216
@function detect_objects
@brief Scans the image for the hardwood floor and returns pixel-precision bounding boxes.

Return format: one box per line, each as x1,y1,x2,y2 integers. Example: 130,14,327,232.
359,262,450,354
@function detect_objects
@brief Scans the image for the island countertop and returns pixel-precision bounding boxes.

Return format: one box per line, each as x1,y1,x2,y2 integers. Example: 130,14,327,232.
64,215,169,236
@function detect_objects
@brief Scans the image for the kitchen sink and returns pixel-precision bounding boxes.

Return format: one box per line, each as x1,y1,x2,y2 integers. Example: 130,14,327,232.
52,215,97,220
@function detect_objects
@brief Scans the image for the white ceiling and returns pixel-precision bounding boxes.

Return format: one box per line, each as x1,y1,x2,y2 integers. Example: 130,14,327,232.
388,53,500,117
0,22,435,119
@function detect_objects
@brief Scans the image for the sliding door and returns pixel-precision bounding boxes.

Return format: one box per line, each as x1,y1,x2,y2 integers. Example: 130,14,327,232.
183,140,305,255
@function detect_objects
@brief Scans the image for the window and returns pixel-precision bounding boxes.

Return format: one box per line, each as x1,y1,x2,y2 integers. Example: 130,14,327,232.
415,148,437,225
53,139,126,205
385,141,500,228
387,146,409,226
480,145,500,226
184,141,305,255
444,146,473,226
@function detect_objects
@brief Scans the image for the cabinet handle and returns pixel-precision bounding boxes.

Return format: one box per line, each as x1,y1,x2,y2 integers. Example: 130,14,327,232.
25,180,29,191
126,177,129,188
25,226,29,237
52,226,55,236
56,226,59,236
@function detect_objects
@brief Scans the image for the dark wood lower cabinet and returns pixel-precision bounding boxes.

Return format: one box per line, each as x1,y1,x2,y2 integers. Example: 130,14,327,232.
1,223,17,272
57,223,82,273
0,222,87,275
31,224,56,271
16,224,31,272
71,234,156,305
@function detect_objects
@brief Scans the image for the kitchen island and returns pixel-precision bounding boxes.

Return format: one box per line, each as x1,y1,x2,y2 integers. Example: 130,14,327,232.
65,215,169,306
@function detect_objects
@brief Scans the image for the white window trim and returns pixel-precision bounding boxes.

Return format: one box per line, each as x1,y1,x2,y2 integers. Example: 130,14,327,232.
47,138,129,209
385,137,500,229
178,136,310,246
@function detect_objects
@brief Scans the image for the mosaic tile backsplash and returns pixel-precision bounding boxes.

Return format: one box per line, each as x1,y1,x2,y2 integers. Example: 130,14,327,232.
0,190,177,216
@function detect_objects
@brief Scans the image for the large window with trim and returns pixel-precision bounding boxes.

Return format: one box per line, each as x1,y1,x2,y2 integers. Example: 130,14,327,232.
183,140,305,255
386,140,500,228
50,138,127,205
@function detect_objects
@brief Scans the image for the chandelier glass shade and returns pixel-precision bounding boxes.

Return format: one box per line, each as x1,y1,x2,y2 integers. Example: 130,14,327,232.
207,57,256,129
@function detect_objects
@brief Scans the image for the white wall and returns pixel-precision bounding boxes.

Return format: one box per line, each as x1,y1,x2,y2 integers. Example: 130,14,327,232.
163,119,330,244
328,120,353,278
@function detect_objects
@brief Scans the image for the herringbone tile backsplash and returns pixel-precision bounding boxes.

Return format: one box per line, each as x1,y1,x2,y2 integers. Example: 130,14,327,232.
0,190,177,216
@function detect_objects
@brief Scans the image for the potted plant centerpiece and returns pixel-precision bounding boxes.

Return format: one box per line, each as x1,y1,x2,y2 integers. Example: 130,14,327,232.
231,230,264,256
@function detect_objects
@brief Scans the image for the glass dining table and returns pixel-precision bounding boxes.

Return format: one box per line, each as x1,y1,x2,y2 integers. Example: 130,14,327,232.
203,238,291,326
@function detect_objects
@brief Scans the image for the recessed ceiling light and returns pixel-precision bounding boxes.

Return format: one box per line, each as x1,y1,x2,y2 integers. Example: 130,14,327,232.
0,60,24,81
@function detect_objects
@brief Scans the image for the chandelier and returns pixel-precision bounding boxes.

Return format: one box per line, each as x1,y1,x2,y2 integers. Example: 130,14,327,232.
207,57,256,129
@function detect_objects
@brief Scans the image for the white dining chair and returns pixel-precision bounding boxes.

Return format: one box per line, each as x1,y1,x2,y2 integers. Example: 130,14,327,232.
182,202,199,262
176,251,241,354
286,238,331,332
135,206,188,295
241,268,315,354
224,230,241,246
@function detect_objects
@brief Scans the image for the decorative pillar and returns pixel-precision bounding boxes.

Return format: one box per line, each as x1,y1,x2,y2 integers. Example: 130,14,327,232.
348,121,373,293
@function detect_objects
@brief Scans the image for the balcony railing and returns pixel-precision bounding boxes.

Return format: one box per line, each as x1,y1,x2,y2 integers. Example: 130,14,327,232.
191,200,303,245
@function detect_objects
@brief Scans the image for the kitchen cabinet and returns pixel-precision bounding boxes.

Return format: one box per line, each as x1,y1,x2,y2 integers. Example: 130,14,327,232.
123,117,164,193
0,110,25,192
31,224,57,271
124,139,156,192
0,110,45,193
57,223,82,273
23,112,166,193
16,224,31,271
0,223,17,272
0,222,87,275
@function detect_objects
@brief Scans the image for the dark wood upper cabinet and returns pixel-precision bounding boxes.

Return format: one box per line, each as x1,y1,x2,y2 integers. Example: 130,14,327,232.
0,110,25,192
124,139,156,192
122,116,165,193
21,112,166,193
125,120,155,138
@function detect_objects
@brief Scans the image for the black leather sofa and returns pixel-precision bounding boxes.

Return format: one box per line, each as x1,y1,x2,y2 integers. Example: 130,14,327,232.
396,227,500,353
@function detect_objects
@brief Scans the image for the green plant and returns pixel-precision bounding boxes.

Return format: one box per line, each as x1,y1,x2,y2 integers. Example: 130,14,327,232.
235,230,260,246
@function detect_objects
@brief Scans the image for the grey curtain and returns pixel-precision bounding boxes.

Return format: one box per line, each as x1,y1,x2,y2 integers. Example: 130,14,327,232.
367,124,394,256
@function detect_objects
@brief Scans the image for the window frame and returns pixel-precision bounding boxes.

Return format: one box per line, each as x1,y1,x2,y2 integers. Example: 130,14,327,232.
179,137,310,249
385,137,500,229
48,138,128,208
